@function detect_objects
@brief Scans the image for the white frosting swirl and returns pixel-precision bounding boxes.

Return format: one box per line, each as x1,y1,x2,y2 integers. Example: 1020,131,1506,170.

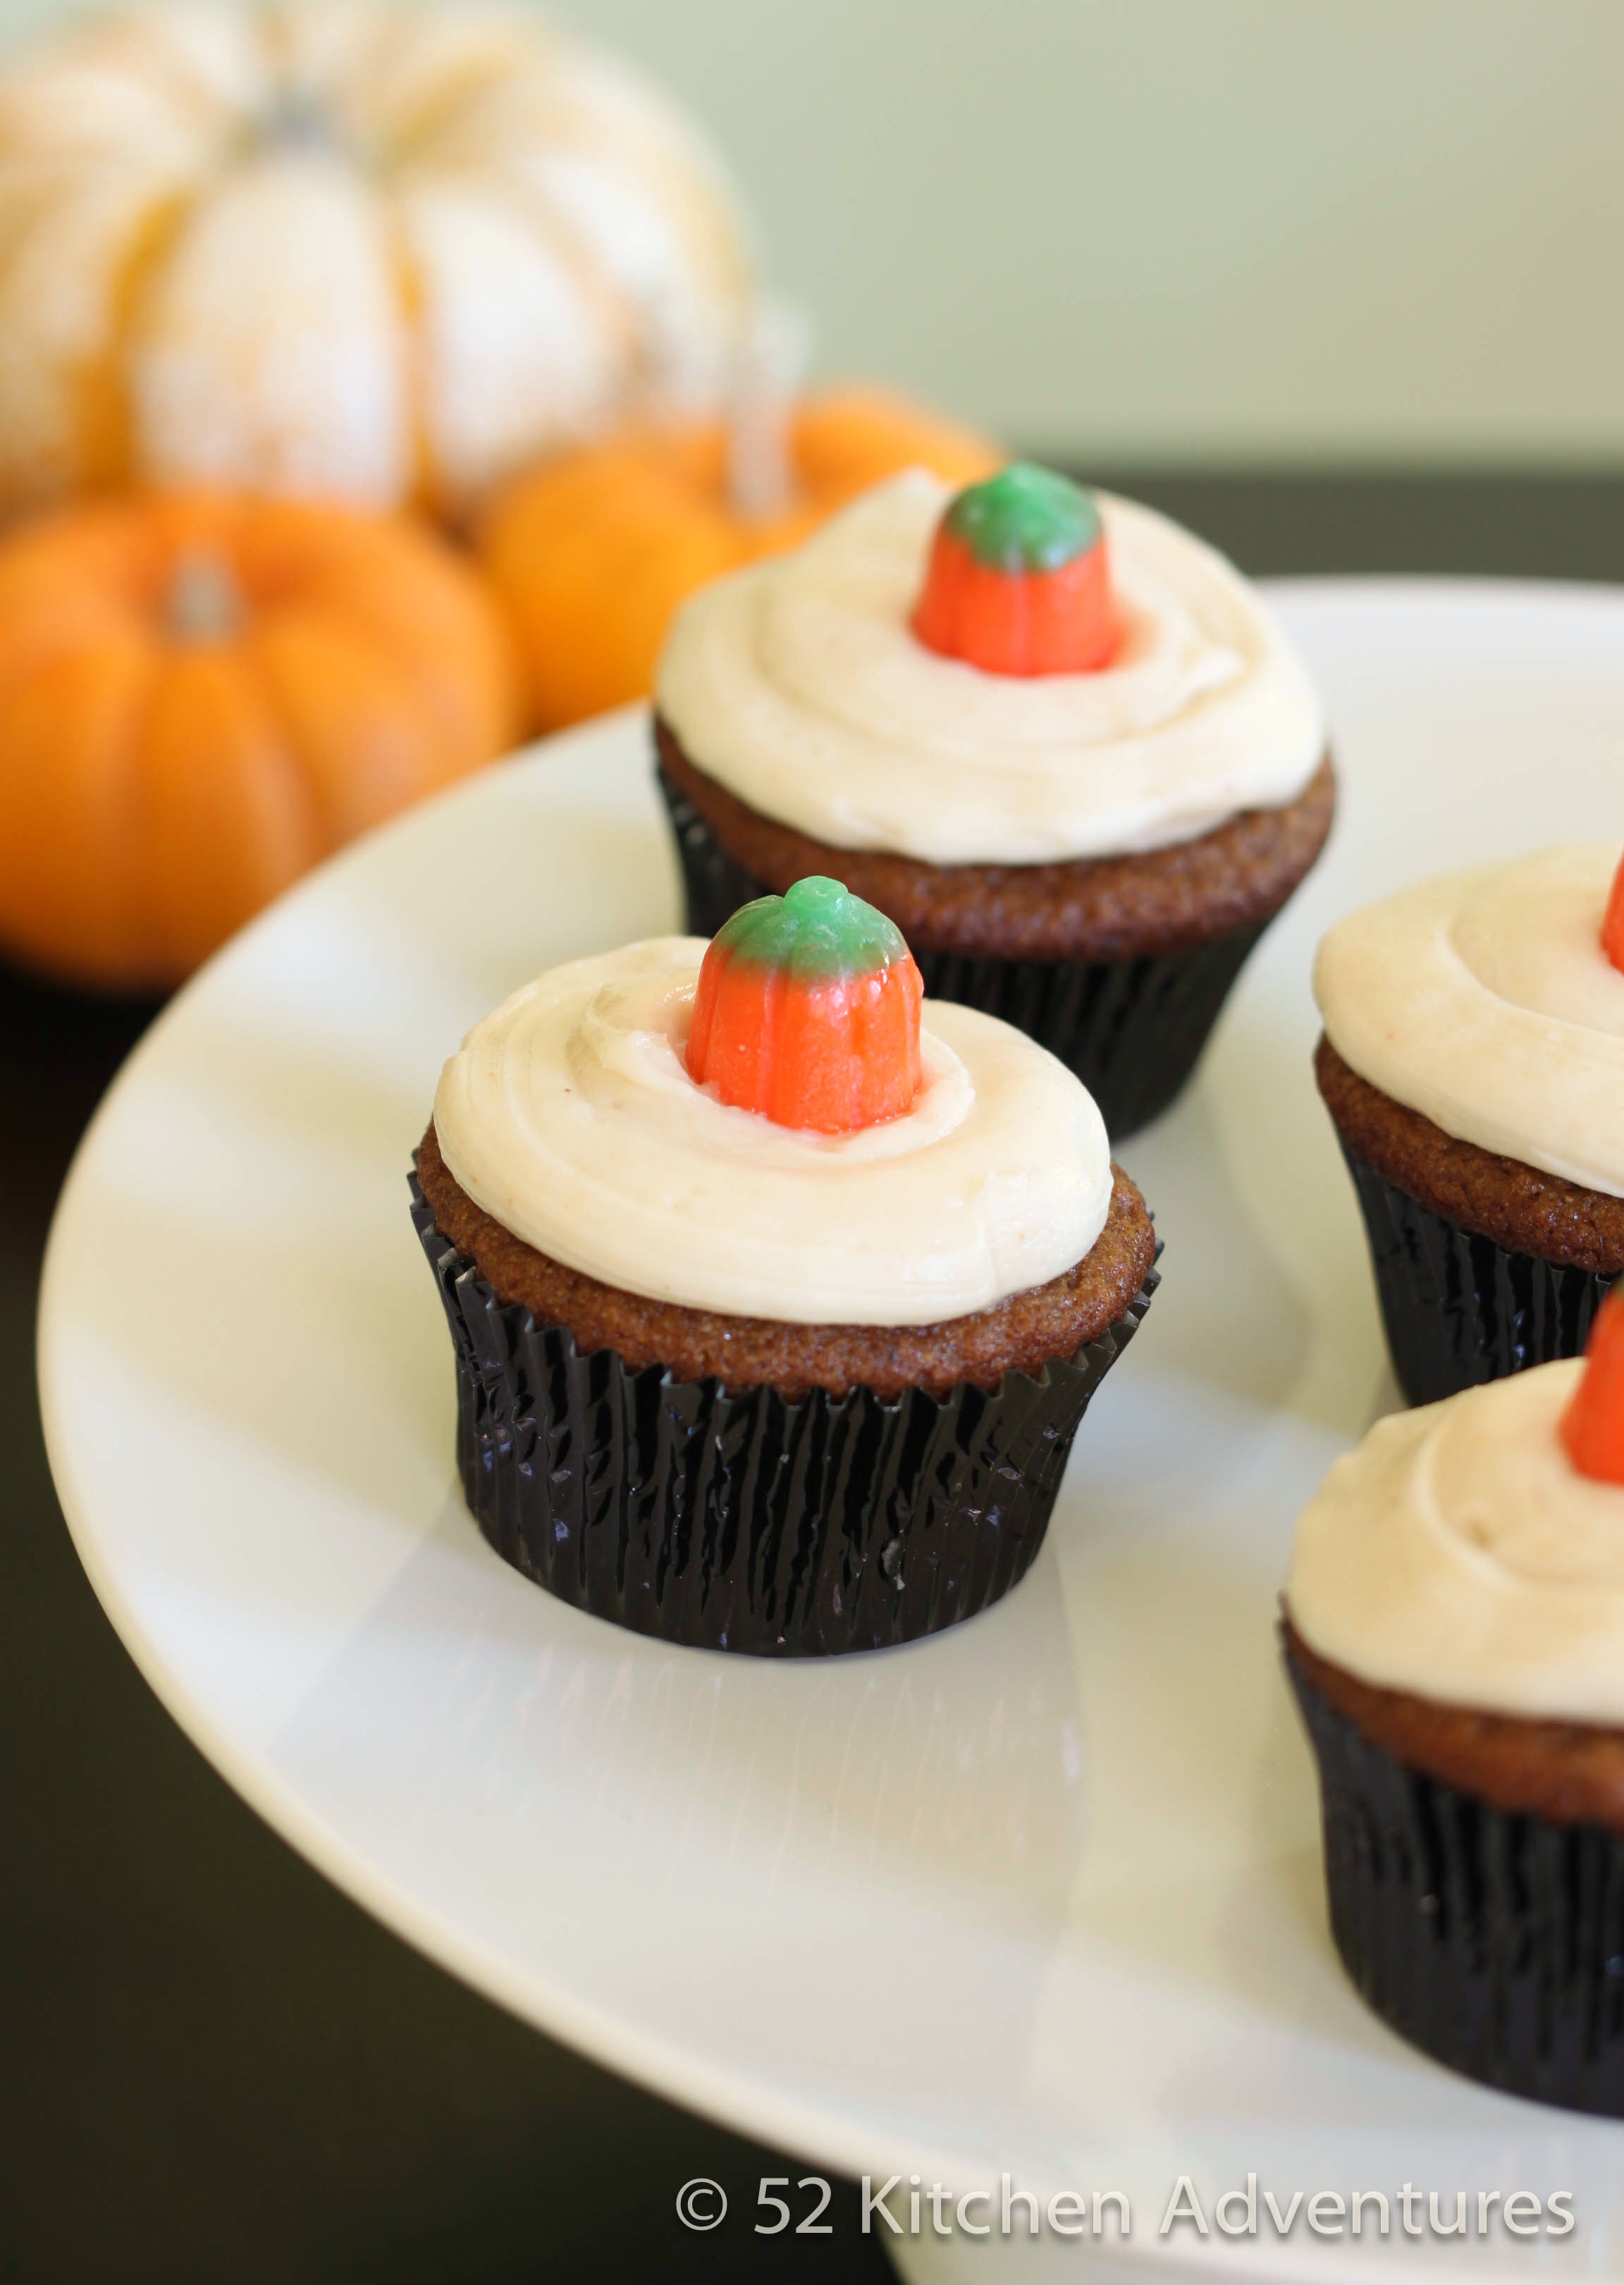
1315,846,1624,1197
655,471,1325,863
432,939,1113,1325
1287,1364,1624,1725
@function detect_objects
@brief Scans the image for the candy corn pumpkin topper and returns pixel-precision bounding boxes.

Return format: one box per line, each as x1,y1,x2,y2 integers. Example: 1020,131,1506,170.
1561,1282,1624,1486
911,462,1116,677
1603,849,1624,973
687,877,923,1134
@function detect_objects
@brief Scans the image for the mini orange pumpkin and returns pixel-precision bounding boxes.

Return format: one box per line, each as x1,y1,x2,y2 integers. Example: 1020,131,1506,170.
477,387,999,733
0,490,521,990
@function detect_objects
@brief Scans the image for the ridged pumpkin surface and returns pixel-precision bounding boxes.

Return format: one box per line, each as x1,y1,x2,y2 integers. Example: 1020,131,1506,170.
478,388,1000,732
0,3,752,515
0,490,521,989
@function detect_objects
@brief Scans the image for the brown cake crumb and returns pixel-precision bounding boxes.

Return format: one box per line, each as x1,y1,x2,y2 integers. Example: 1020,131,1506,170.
1284,1616,1624,1835
1315,1033,1624,1276
416,1120,1155,1400
656,715,1335,962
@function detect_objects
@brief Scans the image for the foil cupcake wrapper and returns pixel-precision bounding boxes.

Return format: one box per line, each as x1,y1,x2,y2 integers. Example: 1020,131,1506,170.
1339,1145,1608,1408
1286,1640,1624,2117
659,763,1264,1139
410,1171,1159,1657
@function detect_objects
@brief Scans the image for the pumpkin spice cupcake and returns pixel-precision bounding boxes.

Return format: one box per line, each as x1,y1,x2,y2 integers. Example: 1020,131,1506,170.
1315,846,1624,1405
1284,1293,1624,2114
412,877,1158,1656
656,462,1334,1137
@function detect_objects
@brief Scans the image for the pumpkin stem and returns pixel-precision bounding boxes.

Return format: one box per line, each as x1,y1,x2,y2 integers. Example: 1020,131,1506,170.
726,296,812,522
166,552,244,643
254,88,334,154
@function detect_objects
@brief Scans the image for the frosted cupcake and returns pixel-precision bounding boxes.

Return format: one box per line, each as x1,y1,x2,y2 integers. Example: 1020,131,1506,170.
1315,846,1624,1404
412,877,1158,1656
1284,1297,1624,2113
656,462,1333,1137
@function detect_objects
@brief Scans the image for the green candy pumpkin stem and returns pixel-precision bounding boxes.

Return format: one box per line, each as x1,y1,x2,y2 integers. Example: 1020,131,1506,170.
711,874,911,982
942,462,1102,574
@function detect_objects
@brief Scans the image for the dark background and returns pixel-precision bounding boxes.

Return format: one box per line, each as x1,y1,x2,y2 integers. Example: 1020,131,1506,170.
6,473,1621,2283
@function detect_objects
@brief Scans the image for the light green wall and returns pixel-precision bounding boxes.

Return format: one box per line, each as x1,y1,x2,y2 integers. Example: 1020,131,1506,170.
8,0,1624,462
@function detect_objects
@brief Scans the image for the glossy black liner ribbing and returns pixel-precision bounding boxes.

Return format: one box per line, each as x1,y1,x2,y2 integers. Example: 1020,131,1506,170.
410,1174,1156,1656
1339,1146,1608,1408
659,765,1262,1140
1287,1645,1624,2117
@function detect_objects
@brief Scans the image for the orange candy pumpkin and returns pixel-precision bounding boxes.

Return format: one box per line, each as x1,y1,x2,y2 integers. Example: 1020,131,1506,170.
912,463,1116,676
478,388,999,734
1604,849,1624,973
687,876,923,1134
1561,1283,1624,1486
0,491,521,991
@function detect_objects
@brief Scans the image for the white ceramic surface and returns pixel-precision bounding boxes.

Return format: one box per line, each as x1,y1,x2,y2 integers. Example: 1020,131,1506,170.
38,584,1624,2281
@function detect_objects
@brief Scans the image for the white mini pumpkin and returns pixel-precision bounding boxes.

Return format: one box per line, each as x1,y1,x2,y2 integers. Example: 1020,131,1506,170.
0,2,753,514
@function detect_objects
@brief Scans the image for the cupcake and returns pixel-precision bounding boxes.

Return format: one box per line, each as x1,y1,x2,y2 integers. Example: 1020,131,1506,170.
655,461,1333,1138
1284,1294,1624,2114
411,875,1158,1656
1315,846,1624,1406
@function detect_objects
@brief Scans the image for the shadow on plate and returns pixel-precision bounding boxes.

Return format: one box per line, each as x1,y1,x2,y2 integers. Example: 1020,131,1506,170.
273,1488,1096,1937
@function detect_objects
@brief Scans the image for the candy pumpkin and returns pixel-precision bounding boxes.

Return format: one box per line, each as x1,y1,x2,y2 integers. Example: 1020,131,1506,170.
1606,850,1624,973
688,875,923,1133
1562,1283,1624,1484
478,387,1000,732
0,3,752,516
913,462,1117,675
0,491,520,990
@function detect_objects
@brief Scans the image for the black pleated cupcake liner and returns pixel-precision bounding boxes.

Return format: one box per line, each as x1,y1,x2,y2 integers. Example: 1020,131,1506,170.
410,1171,1158,1657
1339,1145,1609,1408
1286,1639,1624,2117
658,764,1265,1140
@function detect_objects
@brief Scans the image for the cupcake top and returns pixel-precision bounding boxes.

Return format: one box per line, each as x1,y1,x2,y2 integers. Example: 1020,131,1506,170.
1286,1329,1624,1726
654,466,1324,865
432,882,1114,1326
1315,846,1624,1197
